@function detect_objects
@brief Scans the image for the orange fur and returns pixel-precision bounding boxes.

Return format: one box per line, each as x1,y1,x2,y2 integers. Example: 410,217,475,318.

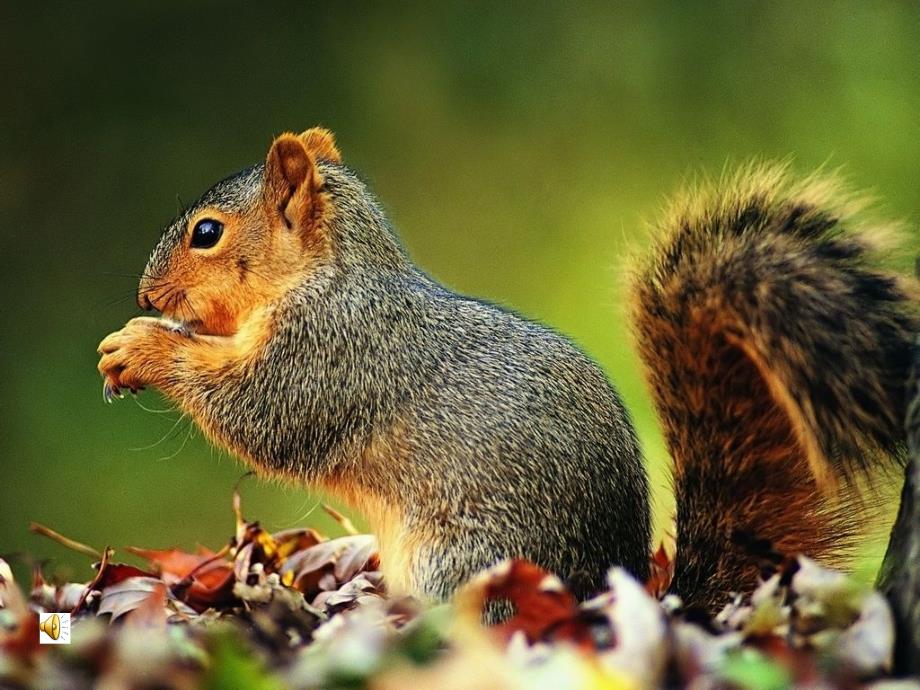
264,134,331,254
317,428,419,596
300,127,342,164
100,135,336,402
134,136,333,341
97,317,186,392
631,165,915,612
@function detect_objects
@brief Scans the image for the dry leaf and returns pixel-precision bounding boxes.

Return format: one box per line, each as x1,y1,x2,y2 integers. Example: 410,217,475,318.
98,576,167,621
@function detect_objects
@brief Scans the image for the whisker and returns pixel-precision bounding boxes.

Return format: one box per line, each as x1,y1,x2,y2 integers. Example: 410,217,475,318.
131,395,181,416
166,288,186,317
95,278,176,308
97,272,147,279
180,294,203,325
152,285,178,313
176,294,192,323
129,411,188,451
155,418,196,462
96,269,163,285
94,293,142,310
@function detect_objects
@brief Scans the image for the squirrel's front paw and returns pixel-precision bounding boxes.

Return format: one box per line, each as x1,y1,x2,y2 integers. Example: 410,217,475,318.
97,317,185,402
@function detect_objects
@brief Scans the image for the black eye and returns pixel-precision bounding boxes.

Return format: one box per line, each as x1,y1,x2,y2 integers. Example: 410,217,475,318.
190,218,224,249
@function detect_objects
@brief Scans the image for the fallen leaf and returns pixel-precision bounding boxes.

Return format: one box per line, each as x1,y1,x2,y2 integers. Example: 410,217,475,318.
98,576,167,621
281,535,378,599
313,571,386,612
127,547,221,582
458,559,592,649
835,591,895,678
175,564,237,612
595,568,668,688
124,581,168,629
96,562,158,590
644,542,674,598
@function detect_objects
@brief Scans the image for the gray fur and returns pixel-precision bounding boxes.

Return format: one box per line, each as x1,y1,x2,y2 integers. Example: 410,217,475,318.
146,160,651,601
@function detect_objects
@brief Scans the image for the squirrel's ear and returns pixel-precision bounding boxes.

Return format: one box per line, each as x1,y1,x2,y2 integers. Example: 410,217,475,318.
263,133,327,236
299,127,342,164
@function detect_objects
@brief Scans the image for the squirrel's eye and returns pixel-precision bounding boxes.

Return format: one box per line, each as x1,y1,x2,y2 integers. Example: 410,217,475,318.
190,218,224,249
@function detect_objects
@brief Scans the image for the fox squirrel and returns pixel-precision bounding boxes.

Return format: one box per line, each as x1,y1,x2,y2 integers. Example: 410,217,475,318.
98,128,917,613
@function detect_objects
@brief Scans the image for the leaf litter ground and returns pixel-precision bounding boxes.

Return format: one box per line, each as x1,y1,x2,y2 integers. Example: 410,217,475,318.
0,493,914,689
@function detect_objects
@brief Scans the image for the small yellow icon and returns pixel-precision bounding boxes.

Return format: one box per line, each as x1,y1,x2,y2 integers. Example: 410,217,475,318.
39,613,61,640
38,612,70,644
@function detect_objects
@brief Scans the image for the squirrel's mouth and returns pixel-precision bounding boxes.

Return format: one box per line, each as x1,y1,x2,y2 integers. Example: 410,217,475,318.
175,318,222,337
166,316,232,338
156,317,215,338
144,288,237,337
153,317,195,337
178,318,203,333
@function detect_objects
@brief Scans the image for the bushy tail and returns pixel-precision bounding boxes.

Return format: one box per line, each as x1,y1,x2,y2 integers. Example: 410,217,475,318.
631,165,918,612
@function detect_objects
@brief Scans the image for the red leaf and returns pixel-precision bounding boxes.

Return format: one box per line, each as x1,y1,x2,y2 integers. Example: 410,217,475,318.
175,562,236,612
128,546,236,612
463,560,592,649
127,547,219,582
96,562,157,590
645,542,674,598
1,611,41,659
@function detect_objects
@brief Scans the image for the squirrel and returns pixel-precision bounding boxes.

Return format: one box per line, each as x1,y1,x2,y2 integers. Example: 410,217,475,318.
97,128,917,614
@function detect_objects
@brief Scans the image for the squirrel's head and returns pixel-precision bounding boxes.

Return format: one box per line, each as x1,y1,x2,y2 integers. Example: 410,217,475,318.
138,128,344,336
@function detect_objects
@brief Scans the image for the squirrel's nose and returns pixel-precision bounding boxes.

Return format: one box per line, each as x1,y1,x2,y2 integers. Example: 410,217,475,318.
138,291,155,311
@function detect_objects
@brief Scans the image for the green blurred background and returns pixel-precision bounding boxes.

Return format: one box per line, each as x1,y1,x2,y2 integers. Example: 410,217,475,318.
2,1,917,587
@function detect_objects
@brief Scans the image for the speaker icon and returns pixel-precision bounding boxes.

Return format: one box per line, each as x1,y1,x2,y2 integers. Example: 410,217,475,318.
39,613,60,639
38,612,71,644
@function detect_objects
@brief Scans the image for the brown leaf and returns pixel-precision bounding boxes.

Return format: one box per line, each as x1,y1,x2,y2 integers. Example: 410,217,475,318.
332,535,378,582
96,562,158,590
175,563,237,612
231,521,285,584
128,545,236,611
230,491,328,584
127,547,220,582
124,581,168,629
272,527,324,560
98,576,167,620
459,559,593,649
281,535,378,598
312,571,385,612
645,542,674,598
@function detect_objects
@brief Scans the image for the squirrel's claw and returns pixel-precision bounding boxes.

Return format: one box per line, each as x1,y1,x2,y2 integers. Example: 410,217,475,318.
103,380,123,404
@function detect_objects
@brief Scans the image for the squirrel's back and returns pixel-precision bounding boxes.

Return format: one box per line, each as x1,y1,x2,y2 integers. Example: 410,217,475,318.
397,286,650,599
